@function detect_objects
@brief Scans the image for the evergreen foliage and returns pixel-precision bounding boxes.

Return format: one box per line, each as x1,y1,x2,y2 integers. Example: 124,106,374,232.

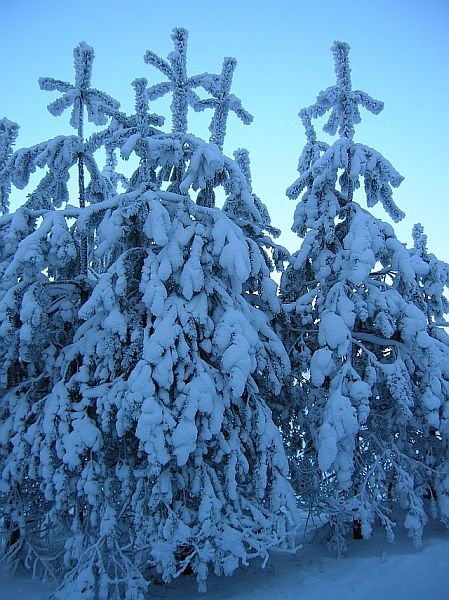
194,58,253,151
1,30,448,600
0,30,296,599
38,41,120,275
280,41,449,549
143,27,205,135
0,118,19,213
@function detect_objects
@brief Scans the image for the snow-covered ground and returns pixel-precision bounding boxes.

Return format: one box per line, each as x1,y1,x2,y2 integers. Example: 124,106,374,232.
2,517,448,600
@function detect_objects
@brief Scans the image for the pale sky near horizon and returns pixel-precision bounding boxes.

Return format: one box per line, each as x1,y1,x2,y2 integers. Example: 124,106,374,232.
1,0,448,263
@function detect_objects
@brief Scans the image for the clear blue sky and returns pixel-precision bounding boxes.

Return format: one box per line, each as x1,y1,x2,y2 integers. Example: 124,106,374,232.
1,0,448,261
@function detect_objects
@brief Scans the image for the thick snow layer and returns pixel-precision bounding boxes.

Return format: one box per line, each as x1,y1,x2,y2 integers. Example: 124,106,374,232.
2,519,448,600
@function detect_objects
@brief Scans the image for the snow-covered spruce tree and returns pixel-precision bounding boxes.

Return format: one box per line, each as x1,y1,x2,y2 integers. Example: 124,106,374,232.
406,224,449,520
1,30,297,599
280,41,449,549
0,44,121,573
38,41,120,275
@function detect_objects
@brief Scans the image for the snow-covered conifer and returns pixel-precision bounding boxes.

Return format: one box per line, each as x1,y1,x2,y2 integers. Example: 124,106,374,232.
39,41,120,274
280,41,449,549
0,118,19,214
43,179,296,598
1,31,297,600
0,47,120,528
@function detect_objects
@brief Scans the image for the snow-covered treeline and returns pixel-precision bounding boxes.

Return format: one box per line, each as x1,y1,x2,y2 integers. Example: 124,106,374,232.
0,30,448,600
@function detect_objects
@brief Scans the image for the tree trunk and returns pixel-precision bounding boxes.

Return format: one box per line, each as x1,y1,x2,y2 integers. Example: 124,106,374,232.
78,151,88,276
352,519,363,539
78,94,87,276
